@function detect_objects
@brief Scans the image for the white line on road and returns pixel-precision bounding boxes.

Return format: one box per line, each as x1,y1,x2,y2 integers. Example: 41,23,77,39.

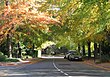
53,59,69,76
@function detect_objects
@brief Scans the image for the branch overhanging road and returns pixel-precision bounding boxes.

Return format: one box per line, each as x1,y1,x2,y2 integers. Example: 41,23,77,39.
0,56,110,77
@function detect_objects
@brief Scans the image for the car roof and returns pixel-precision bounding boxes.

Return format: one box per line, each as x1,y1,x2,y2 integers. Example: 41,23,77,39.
69,50,76,52
67,50,76,53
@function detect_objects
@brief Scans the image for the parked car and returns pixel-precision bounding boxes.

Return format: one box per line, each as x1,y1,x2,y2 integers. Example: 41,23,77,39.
64,50,76,59
68,51,82,61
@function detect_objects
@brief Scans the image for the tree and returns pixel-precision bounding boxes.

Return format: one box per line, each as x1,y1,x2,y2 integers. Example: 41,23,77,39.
0,0,60,58
48,0,110,59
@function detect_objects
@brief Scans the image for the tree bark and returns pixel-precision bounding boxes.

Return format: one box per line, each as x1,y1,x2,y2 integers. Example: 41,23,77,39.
32,43,35,58
18,42,22,58
94,42,98,62
87,41,91,59
9,37,12,58
6,34,9,57
78,43,81,52
99,42,102,62
7,34,12,58
82,44,86,56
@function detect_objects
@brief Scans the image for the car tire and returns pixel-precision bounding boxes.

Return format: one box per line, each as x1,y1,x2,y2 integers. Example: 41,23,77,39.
67,56,70,60
68,56,72,61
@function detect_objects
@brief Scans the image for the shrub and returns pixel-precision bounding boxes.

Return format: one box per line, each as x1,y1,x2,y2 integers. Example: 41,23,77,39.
0,52,19,62
101,54,110,62
0,52,6,62
6,58,19,62
0,52,3,55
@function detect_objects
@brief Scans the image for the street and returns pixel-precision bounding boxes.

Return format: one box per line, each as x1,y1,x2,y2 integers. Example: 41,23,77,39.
0,57,110,77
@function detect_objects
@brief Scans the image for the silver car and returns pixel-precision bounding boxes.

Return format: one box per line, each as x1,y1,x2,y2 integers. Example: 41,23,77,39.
68,51,82,61
64,50,76,59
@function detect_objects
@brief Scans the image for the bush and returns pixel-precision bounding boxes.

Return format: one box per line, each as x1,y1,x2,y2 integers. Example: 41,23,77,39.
0,52,6,62
0,52,19,62
6,58,19,62
101,54,110,62
0,52,3,55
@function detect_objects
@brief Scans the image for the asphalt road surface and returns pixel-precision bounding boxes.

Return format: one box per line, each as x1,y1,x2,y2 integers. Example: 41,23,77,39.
0,57,110,77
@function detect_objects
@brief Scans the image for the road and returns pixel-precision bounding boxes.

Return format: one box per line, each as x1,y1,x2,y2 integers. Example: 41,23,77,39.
0,57,110,77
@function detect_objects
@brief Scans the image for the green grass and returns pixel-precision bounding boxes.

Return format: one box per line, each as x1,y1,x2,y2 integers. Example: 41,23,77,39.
5,58,20,62
0,58,20,62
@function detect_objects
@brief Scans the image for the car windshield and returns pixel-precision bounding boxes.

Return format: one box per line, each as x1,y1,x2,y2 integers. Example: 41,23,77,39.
72,52,79,55
67,50,76,54
66,50,80,55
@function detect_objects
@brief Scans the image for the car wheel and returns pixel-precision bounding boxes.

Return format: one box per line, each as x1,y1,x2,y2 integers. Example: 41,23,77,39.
68,56,72,61
67,56,70,60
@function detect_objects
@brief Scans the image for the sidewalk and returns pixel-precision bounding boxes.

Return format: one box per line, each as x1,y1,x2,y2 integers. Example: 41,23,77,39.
84,59,110,71
0,58,44,66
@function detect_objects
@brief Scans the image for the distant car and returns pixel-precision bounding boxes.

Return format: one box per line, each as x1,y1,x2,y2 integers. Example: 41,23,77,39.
64,50,76,59
68,51,82,61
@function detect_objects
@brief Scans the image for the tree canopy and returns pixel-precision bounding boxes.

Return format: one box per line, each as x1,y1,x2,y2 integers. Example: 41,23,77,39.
49,0,110,47
0,0,110,49
0,0,60,45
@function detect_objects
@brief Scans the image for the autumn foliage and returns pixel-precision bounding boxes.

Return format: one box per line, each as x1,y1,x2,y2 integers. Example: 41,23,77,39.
0,0,60,43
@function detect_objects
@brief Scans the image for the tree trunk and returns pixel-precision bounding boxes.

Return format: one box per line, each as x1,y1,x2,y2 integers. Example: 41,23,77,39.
99,42,102,62
6,34,9,57
18,42,22,58
87,41,91,59
9,38,12,58
94,42,98,62
7,34,12,58
82,44,86,57
32,43,35,58
78,43,81,52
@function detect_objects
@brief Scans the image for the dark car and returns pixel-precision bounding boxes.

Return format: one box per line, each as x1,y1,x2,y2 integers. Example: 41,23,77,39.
68,51,82,61
64,50,76,59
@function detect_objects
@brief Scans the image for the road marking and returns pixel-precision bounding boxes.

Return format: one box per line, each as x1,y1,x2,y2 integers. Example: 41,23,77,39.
53,59,69,76
7,73,30,76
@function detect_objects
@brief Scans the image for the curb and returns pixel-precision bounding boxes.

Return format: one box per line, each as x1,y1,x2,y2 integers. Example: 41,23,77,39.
84,61,110,71
28,58,44,64
15,58,44,67
0,58,44,66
